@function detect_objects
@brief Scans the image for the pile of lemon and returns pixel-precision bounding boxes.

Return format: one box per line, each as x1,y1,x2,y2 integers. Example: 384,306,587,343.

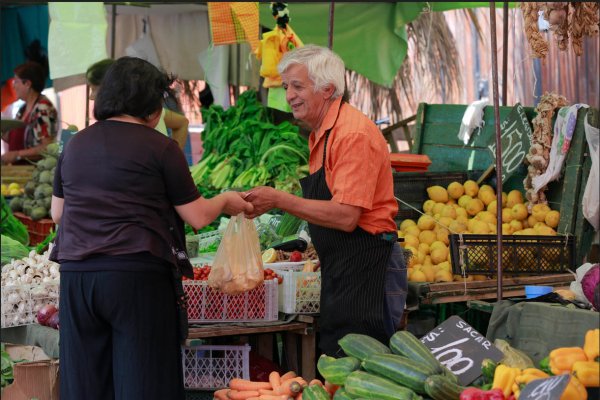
1,182,24,197
399,180,560,284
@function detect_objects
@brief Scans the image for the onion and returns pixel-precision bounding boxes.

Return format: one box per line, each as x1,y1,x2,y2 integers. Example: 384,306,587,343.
581,264,600,307
37,304,58,326
47,312,60,330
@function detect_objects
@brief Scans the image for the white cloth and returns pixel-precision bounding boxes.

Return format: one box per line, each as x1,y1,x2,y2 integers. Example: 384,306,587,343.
458,98,488,145
48,3,108,80
532,104,589,192
198,45,231,110
582,112,599,231
125,25,162,69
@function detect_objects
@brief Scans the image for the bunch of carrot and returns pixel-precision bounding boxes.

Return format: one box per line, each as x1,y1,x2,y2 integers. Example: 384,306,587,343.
213,371,339,400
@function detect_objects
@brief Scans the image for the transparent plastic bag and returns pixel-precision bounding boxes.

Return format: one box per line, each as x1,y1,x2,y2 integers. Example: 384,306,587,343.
208,214,264,295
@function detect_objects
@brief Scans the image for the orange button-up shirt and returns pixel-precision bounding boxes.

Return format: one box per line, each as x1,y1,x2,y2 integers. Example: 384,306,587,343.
308,97,398,234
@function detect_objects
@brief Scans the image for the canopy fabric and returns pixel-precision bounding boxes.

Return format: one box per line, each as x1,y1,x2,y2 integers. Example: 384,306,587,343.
258,2,518,87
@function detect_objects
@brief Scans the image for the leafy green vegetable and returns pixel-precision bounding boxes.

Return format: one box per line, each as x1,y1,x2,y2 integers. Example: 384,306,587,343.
1,343,15,388
0,195,29,246
1,234,30,266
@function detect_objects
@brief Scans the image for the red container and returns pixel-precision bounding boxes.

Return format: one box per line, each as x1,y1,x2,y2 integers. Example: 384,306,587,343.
13,212,55,245
390,153,432,172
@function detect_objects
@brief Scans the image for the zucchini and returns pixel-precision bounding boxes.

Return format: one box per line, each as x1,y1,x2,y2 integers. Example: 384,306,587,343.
423,374,466,400
362,353,436,394
332,388,353,400
345,370,422,400
317,354,361,385
303,384,331,400
338,333,391,361
389,330,443,373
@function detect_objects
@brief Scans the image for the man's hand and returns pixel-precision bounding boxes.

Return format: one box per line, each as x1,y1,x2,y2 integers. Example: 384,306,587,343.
243,186,280,218
1,151,18,164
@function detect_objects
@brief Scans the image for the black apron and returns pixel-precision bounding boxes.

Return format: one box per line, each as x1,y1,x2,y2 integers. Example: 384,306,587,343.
300,108,394,356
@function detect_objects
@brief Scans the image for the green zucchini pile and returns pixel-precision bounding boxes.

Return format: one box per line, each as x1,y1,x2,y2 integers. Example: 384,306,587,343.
319,331,468,400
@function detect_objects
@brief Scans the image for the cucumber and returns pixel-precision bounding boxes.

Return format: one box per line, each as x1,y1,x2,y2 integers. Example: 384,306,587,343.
345,370,422,400
333,388,353,400
303,384,331,400
423,374,467,400
317,354,361,385
362,353,436,394
389,330,443,373
338,333,391,361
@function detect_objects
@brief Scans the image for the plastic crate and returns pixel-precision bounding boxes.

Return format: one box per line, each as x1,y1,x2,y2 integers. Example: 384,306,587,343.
449,234,575,275
270,263,321,314
13,212,55,246
390,153,432,172
1,281,60,328
393,170,484,224
181,344,250,390
183,279,278,323
1,165,34,186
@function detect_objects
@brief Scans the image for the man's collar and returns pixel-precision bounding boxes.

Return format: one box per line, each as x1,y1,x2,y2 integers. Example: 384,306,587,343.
313,96,343,142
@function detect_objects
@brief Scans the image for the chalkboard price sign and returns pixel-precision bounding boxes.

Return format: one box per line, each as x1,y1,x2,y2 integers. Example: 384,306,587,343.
519,374,570,400
487,103,532,183
420,315,504,386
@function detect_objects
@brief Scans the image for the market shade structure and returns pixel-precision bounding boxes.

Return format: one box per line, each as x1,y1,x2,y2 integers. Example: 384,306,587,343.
258,2,518,87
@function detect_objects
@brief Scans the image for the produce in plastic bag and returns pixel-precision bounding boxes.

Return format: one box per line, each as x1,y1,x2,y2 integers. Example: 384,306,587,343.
494,339,534,369
208,214,264,295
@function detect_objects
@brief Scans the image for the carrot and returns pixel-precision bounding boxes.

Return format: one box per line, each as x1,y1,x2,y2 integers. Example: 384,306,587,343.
228,390,261,400
324,381,339,395
288,377,307,387
308,379,323,387
279,371,297,382
214,388,230,400
229,379,272,391
258,389,276,396
258,395,292,400
275,379,303,396
269,371,281,392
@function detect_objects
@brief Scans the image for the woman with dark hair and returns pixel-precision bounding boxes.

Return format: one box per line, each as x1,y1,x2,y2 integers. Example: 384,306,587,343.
50,56,253,400
1,61,57,164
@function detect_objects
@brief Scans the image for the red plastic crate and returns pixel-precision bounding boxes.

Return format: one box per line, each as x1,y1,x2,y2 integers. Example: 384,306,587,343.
183,279,278,323
13,212,55,245
390,153,432,172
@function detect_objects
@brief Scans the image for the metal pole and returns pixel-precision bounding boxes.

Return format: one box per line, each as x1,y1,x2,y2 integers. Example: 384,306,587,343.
328,2,335,49
502,2,509,105
489,2,504,300
111,4,116,59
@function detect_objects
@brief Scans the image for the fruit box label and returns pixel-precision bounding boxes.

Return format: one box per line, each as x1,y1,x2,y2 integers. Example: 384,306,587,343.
420,315,504,386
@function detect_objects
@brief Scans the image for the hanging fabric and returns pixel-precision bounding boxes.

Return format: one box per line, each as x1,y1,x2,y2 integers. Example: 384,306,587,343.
207,2,259,52
125,17,162,69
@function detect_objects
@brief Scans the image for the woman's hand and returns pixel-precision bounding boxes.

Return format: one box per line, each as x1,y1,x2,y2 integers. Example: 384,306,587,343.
222,191,254,216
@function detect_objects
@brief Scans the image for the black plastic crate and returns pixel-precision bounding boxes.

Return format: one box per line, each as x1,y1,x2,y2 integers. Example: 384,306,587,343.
393,170,484,224
449,234,575,275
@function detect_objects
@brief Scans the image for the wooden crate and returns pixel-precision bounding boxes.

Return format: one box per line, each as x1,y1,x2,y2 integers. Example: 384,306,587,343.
1,165,35,186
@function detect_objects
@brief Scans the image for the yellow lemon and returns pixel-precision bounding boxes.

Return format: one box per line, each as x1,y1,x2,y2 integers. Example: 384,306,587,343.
410,269,428,283
405,225,421,238
446,199,456,206
449,220,467,233
509,219,523,232
420,265,436,282
507,190,524,208
479,184,495,194
436,228,450,245
404,245,418,267
472,274,488,281
458,195,473,209
487,200,499,216
477,211,497,225
440,205,457,219
526,215,537,229
417,214,436,231
423,200,436,215
262,248,278,263
7,182,20,191
435,269,454,282
466,198,485,216
9,188,21,196
436,216,454,230
447,181,465,199
502,223,513,235
423,255,433,266
536,225,557,236
545,210,560,228
437,261,452,273
418,242,431,255
400,219,416,231
430,246,449,264
419,230,437,245
427,186,449,203
432,202,446,216
471,220,490,234
455,207,468,220
501,208,513,223
416,250,427,264
511,203,528,221
501,192,508,207
430,241,446,251
404,234,420,249
532,203,551,222
463,180,479,197
478,188,496,206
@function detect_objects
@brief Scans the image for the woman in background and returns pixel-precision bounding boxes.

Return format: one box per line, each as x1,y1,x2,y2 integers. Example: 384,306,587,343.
1,61,57,164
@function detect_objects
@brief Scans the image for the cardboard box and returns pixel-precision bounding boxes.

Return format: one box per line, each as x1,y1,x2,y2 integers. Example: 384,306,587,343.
2,344,59,400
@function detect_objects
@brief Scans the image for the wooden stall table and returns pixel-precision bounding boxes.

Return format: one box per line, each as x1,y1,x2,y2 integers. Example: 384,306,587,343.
186,315,317,381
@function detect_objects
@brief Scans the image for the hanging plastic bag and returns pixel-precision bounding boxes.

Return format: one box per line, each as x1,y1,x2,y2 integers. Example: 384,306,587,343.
208,214,264,295
582,112,599,231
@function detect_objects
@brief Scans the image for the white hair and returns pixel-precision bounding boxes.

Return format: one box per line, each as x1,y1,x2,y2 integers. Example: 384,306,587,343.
278,44,345,98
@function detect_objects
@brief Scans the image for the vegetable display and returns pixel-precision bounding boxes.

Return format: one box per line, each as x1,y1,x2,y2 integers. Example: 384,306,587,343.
1,195,29,246
190,90,310,195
